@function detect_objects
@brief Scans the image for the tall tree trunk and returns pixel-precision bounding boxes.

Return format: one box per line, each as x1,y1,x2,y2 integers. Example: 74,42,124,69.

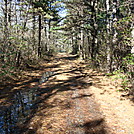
32,5,36,55
16,51,21,67
38,14,42,57
80,2,85,59
106,0,112,73
47,19,51,52
80,28,84,59
2,0,8,63
44,20,48,52
90,0,98,65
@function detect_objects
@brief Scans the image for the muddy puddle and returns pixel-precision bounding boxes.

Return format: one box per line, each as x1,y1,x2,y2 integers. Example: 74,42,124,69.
0,71,54,134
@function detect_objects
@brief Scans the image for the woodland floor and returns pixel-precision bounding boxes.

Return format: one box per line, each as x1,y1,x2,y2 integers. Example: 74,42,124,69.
0,53,134,134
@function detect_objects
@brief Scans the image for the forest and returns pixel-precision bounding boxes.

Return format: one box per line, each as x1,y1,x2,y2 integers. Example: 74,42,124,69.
0,0,134,133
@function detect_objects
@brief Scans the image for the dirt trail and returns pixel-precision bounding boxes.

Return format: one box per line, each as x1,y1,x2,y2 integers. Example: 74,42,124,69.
0,53,134,134
26,53,134,134
26,53,108,134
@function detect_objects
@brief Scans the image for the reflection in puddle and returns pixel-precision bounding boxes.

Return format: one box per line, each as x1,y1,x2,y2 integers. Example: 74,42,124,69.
39,71,54,84
0,71,54,134
0,89,38,134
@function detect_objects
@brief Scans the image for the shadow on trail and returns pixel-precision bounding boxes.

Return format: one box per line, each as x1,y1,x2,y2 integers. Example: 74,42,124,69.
0,54,108,134
72,94,93,99
60,55,79,60
74,118,106,134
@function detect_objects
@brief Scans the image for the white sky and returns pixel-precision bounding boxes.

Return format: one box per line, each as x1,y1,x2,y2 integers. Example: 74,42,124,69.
59,9,67,17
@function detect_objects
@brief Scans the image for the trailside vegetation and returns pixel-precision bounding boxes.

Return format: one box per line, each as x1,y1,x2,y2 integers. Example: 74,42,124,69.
0,0,133,89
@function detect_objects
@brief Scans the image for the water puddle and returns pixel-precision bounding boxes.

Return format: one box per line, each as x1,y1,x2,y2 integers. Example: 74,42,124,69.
0,71,54,134
39,71,54,84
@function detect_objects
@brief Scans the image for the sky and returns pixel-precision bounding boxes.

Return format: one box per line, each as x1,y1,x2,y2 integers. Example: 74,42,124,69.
0,0,67,19
59,9,67,18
